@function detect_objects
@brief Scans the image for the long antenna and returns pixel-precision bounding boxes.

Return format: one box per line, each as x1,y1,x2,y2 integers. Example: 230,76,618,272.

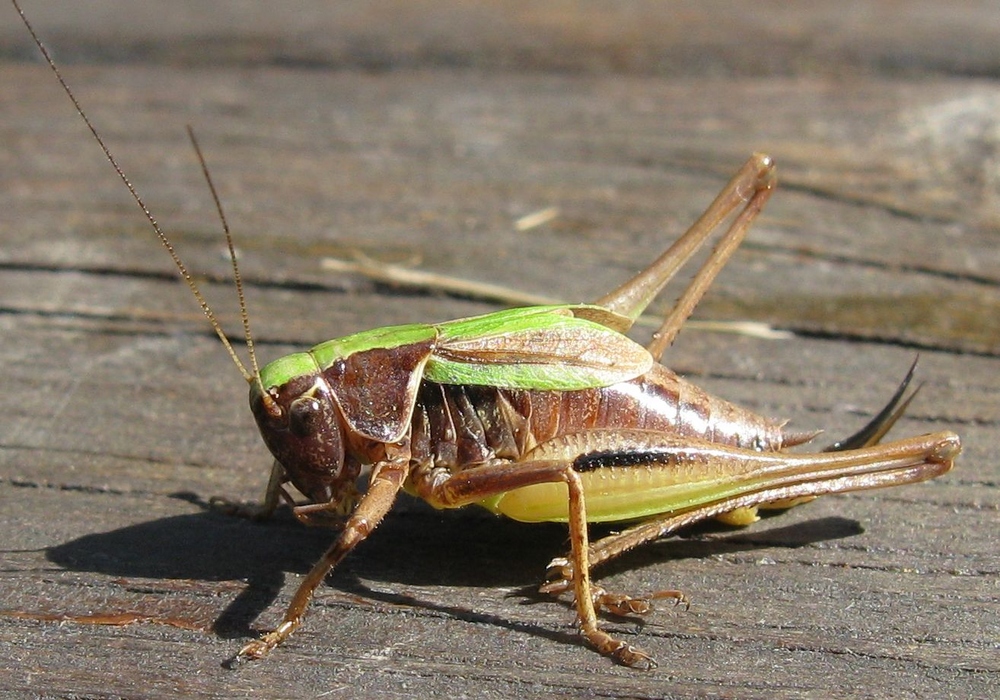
186,126,261,380
12,0,256,384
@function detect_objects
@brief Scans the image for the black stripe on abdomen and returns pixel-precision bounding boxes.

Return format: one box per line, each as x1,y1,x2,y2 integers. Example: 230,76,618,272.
573,449,676,473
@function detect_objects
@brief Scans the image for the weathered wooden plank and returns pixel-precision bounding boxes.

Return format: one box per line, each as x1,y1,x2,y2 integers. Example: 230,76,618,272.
1,2,996,698
3,0,1000,80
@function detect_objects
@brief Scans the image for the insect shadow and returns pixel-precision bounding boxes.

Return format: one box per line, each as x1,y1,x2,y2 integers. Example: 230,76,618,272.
43,494,864,642
42,494,567,638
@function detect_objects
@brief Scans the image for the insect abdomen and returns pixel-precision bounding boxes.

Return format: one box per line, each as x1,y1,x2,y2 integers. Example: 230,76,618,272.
409,363,787,479
520,364,786,452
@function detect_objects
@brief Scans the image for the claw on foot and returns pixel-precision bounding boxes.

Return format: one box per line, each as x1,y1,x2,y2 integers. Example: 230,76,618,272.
223,639,272,669
585,628,657,670
592,587,652,617
540,556,690,616
592,586,688,616
237,637,274,661
539,558,572,596
650,588,690,610
226,621,298,669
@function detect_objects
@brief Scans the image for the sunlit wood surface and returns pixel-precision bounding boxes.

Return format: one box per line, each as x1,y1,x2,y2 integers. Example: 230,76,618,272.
1,2,996,697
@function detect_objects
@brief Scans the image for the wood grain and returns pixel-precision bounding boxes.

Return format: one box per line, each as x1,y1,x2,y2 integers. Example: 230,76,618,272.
1,2,996,698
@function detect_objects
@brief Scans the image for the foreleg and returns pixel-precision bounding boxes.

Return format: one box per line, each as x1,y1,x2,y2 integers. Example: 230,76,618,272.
211,459,291,520
232,458,409,664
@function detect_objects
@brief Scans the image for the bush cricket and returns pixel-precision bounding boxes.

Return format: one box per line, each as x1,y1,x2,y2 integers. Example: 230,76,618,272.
13,0,961,670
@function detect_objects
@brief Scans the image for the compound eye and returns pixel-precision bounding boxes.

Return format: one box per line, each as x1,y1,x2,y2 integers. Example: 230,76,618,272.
288,396,322,437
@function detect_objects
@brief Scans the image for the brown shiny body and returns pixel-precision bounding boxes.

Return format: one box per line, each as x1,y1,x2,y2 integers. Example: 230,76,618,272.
235,155,958,667
270,362,791,511
409,364,786,477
